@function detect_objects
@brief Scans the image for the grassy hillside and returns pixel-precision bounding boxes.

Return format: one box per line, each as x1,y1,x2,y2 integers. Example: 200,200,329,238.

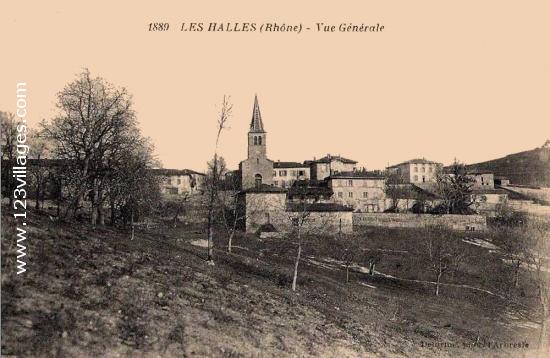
1,207,543,357
465,146,550,187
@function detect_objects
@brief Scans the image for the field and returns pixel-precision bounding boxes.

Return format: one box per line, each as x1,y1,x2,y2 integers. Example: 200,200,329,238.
1,205,544,357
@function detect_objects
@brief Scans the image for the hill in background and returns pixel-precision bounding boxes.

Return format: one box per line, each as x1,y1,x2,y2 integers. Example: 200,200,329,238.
465,141,550,187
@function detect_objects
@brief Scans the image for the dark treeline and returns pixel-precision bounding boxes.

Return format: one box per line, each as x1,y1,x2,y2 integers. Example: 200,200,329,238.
1,69,161,226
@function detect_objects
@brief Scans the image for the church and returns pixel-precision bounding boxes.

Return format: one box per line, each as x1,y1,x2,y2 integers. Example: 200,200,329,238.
235,96,354,234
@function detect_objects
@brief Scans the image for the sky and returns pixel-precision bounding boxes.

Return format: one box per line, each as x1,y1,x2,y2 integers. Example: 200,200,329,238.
2,1,549,172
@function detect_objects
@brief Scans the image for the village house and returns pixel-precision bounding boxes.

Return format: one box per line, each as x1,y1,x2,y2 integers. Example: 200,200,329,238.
328,171,387,212
273,161,310,188
387,158,442,184
305,155,358,181
467,171,495,189
152,168,205,195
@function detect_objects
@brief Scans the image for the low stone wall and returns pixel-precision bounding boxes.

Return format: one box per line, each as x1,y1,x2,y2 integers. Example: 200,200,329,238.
353,213,487,231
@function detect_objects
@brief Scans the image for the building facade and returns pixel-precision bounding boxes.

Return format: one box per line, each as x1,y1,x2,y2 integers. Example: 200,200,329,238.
273,161,311,188
153,169,205,195
328,171,387,212
386,158,442,184
306,155,357,181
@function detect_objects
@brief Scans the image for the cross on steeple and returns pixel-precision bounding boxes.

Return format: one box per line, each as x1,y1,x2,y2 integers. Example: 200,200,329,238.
249,94,265,132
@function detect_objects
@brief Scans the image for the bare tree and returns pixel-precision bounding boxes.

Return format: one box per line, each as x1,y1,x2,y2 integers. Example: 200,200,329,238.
418,227,465,296
106,137,160,228
523,219,550,351
27,126,52,209
205,96,232,264
42,69,137,223
384,170,407,212
1,111,18,205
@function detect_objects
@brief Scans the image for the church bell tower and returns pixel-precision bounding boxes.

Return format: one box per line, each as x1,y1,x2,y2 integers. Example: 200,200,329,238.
248,95,267,159
239,95,274,189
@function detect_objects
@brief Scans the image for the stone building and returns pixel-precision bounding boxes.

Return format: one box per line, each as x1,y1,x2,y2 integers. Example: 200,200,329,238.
467,171,495,189
305,155,357,180
273,161,310,188
152,168,205,195
238,95,274,190
386,158,442,184
328,171,387,212
237,187,353,234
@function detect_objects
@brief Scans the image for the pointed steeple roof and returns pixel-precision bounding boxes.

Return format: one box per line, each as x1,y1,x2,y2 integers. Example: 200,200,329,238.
249,95,265,132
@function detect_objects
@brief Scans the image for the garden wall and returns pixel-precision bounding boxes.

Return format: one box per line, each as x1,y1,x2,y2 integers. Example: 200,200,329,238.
353,213,487,231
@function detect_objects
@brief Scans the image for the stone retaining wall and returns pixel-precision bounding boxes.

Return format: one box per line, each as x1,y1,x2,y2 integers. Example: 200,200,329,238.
353,213,487,231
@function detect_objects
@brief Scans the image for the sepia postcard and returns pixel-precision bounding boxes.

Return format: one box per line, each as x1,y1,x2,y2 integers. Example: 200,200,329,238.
2,1,550,357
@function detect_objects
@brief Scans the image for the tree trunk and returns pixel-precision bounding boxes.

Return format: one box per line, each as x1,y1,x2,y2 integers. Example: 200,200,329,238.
539,293,549,350
56,179,62,217
110,197,116,226
514,262,521,288
228,229,235,253
436,271,442,296
292,233,302,291
91,178,98,225
346,265,350,283
131,210,135,240
35,177,40,209
206,153,218,264
97,186,105,226
207,208,214,263
540,317,547,351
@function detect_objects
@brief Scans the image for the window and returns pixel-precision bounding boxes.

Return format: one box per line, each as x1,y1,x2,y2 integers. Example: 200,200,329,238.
253,136,258,145
255,174,262,188
291,170,296,176
421,167,425,173
363,192,368,198
422,176,425,183
273,170,277,177
279,170,287,176
348,179,353,186
414,166,418,172
298,170,304,176
348,192,353,198
338,192,343,198
429,167,433,173
258,136,262,145
413,175,418,182
281,180,286,188
177,178,181,185
273,180,278,186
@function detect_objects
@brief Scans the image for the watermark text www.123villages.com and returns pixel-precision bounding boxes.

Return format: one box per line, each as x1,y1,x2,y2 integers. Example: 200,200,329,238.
13,82,29,274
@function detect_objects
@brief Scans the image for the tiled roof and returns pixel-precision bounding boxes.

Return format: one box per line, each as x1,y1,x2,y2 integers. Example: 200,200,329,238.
308,155,357,164
288,186,333,197
273,161,309,169
329,171,385,179
388,158,441,168
471,188,507,195
151,168,205,176
239,185,287,194
286,202,354,212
